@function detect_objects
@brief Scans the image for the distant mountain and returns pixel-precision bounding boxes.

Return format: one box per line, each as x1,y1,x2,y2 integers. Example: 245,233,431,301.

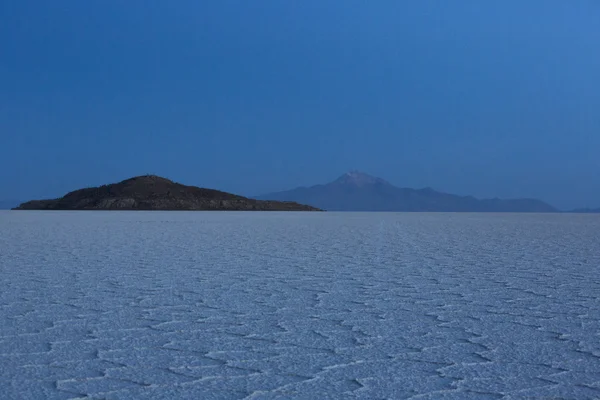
14,175,320,211
256,171,557,212
569,207,600,213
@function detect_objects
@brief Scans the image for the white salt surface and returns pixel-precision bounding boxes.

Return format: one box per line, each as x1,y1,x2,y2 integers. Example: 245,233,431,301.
0,211,599,399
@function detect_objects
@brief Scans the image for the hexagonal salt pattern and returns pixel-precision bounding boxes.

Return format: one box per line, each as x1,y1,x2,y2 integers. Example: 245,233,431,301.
1,211,599,399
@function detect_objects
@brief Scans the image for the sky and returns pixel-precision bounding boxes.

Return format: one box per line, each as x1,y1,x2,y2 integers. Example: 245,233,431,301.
1,1,599,210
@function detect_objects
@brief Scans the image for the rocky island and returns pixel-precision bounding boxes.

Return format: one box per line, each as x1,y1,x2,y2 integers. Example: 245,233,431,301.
14,175,320,211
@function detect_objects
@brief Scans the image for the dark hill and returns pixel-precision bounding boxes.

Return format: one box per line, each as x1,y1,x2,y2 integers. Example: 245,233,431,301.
257,171,557,212
14,175,320,211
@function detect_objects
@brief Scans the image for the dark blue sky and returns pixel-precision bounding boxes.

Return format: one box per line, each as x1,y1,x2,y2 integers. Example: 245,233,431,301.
1,1,599,209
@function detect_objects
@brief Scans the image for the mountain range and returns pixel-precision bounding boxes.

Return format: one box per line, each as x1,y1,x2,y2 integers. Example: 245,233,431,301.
7,172,600,213
13,175,319,211
257,171,559,212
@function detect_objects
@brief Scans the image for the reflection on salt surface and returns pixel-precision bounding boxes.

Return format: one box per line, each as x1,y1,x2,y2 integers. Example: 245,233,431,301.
1,211,599,399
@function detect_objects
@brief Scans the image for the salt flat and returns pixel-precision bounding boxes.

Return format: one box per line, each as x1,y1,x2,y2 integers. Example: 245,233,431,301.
1,211,599,399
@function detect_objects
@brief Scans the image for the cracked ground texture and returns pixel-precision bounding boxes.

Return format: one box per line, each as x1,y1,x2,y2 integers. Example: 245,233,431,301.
1,211,599,399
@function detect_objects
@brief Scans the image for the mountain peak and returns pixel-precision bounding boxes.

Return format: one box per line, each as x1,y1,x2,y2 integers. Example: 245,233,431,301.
333,171,390,187
120,175,174,185
257,172,557,212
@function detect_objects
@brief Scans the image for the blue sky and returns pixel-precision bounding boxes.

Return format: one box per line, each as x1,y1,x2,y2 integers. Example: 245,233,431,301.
1,1,599,209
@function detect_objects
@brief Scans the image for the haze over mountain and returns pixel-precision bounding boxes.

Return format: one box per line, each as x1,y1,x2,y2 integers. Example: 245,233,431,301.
570,207,600,214
257,171,557,212
14,175,319,211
